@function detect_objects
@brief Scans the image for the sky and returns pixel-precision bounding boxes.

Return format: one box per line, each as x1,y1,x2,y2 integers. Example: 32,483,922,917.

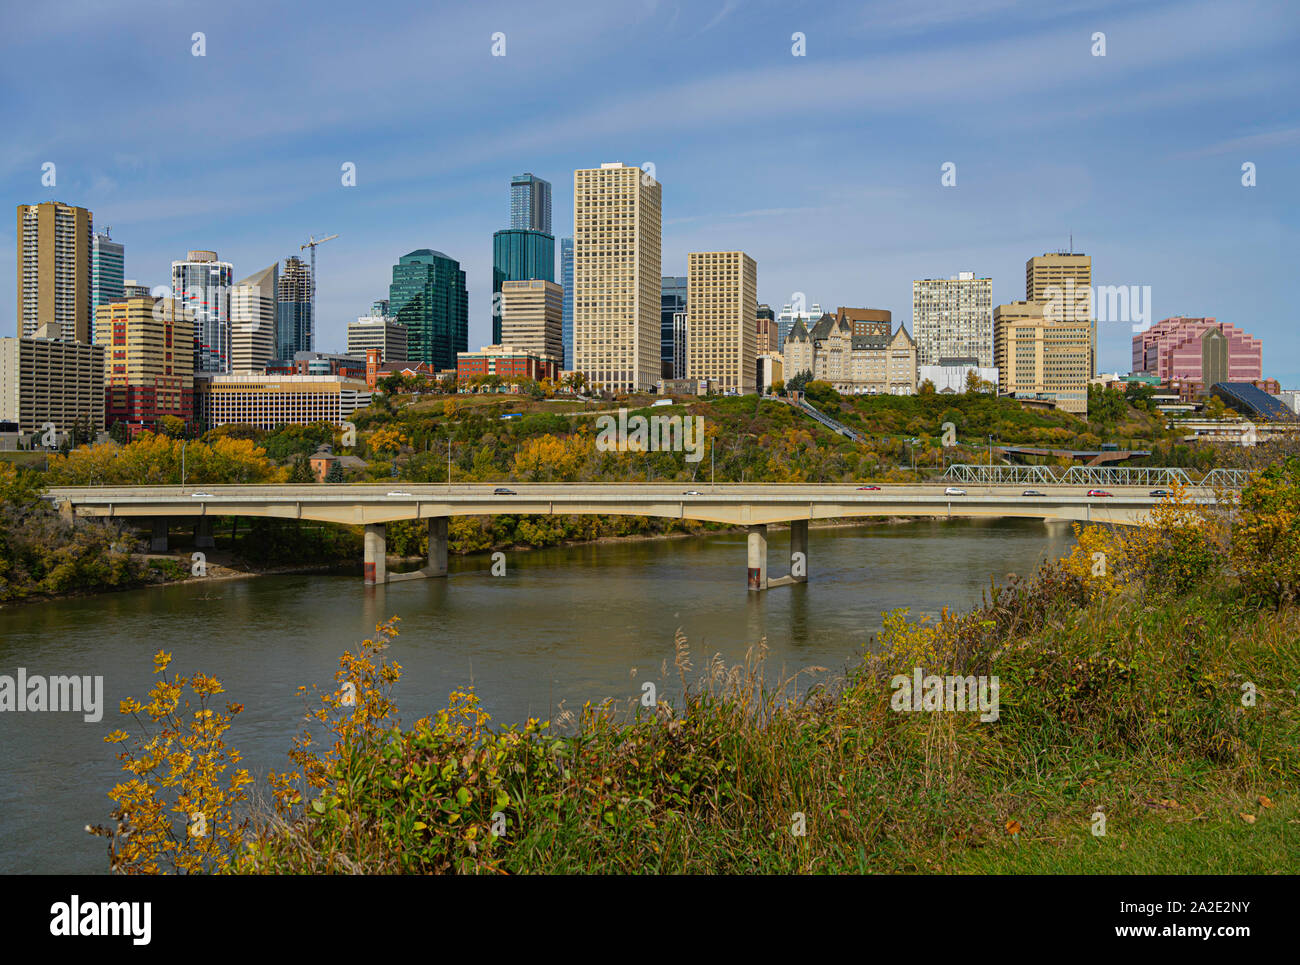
2,0,1297,381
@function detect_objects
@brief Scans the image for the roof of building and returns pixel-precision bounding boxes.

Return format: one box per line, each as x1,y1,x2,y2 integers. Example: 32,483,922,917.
1210,383,1296,421
786,317,810,342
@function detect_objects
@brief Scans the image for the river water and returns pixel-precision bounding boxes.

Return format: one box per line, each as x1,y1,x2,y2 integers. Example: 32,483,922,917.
0,517,1072,873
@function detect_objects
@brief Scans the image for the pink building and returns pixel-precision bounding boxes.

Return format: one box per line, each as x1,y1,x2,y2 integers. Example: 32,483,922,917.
1132,317,1262,386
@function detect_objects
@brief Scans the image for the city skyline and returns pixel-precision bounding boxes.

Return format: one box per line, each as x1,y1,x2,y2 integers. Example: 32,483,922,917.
1,1,1296,382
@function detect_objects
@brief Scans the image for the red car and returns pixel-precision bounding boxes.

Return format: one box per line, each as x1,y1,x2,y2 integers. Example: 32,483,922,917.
856,485,882,491
1086,489,1113,497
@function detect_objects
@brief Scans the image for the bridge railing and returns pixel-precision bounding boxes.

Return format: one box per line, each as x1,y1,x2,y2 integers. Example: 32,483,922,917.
940,464,1248,488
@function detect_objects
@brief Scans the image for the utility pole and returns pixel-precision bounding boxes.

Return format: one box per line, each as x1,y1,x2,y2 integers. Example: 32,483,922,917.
447,438,451,488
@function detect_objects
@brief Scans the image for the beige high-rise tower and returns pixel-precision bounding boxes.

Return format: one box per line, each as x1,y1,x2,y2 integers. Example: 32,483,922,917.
573,163,662,392
17,202,93,342
230,263,279,374
686,251,757,393
993,300,1090,415
1026,252,1094,376
500,279,563,362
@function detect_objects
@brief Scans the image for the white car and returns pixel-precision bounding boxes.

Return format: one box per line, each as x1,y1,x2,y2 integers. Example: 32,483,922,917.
386,491,413,497
944,487,967,496
682,490,704,496
190,492,213,498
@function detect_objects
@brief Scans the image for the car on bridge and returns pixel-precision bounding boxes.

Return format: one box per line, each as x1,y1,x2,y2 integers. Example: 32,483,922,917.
1149,489,1172,497
682,489,704,496
1022,489,1045,496
1086,489,1113,497
944,487,967,496
386,491,413,497
493,487,517,495
856,485,882,491
190,492,213,498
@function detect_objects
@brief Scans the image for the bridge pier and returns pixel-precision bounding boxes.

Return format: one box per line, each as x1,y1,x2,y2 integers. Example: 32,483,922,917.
747,524,768,591
194,517,216,550
427,516,448,577
150,518,169,553
364,523,386,585
790,519,808,583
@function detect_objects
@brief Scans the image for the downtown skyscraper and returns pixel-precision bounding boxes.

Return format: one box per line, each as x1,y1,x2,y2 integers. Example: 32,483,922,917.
510,173,552,233
276,256,312,360
389,249,468,370
494,173,554,344
573,163,662,393
91,229,125,310
16,201,93,341
172,249,233,373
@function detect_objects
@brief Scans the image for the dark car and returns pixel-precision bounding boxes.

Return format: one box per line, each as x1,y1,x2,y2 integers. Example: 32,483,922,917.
493,487,516,495
1149,489,1172,497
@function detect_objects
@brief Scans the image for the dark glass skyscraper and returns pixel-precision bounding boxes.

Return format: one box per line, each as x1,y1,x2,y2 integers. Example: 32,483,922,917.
510,173,552,233
560,238,574,369
276,256,313,361
389,249,468,370
661,276,687,379
492,229,554,343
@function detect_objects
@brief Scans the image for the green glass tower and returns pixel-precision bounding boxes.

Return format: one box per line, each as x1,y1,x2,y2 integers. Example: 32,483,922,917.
492,229,553,344
388,249,468,369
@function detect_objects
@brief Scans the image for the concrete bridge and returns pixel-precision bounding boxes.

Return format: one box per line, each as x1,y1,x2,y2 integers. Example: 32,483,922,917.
46,480,1206,590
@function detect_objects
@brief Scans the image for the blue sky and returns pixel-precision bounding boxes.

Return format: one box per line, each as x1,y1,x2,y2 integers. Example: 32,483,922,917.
2,0,1297,381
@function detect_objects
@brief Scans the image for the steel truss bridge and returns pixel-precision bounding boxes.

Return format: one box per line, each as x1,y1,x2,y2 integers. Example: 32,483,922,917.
940,464,1252,488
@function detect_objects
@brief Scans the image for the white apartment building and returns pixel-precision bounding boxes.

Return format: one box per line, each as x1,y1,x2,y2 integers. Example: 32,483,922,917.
912,272,993,367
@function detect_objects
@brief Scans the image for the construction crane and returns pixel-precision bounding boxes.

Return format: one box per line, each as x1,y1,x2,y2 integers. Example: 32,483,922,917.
300,233,338,338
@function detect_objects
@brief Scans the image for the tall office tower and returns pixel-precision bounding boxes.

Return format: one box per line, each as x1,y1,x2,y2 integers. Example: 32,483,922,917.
686,251,758,394
661,276,687,379
776,300,821,352
91,229,125,310
94,294,195,432
370,298,389,317
16,201,93,341
492,229,554,344
911,272,993,367
276,256,313,361
500,279,564,362
1026,252,1094,376
388,249,468,370
994,300,1090,415
560,238,574,369
510,173,552,233
172,250,234,374
230,263,279,374
573,162,662,393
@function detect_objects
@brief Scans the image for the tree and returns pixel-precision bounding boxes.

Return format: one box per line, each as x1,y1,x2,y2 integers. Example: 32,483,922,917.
326,462,345,483
964,369,981,394
787,370,813,393
289,455,315,483
918,379,936,396
109,421,129,445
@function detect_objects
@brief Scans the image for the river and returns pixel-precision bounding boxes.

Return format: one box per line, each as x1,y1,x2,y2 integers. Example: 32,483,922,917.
0,517,1073,873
